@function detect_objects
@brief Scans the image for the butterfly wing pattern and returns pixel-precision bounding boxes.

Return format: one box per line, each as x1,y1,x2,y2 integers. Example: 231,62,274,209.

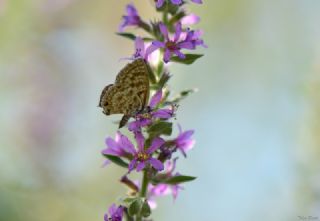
99,59,150,128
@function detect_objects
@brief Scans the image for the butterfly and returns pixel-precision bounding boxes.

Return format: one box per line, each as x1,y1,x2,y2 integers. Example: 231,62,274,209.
99,59,150,128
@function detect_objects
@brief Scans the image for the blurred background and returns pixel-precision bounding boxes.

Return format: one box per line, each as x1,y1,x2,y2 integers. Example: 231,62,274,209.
1,0,320,220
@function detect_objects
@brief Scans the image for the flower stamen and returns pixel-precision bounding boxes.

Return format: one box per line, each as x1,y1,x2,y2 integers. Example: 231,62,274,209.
137,152,149,161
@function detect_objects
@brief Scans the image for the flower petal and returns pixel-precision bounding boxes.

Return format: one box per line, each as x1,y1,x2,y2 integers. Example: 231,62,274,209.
128,121,141,132
181,14,200,25
145,41,165,60
159,23,169,40
149,158,164,171
119,133,136,155
150,90,163,108
178,139,195,157
147,137,165,154
128,158,137,172
171,0,183,5
136,161,146,172
128,119,152,132
147,199,157,209
178,41,195,50
108,204,117,215
118,18,128,32
139,118,152,126
151,183,170,196
101,148,120,156
182,139,195,152
126,3,138,16
152,109,173,119
163,49,172,63
101,160,111,168
116,206,124,217
135,131,145,151
105,137,118,150
173,50,186,59
165,157,178,173
153,41,166,48
156,0,165,8
191,0,203,4
134,37,145,58
177,130,194,142
185,30,195,42
174,22,182,42
171,185,180,200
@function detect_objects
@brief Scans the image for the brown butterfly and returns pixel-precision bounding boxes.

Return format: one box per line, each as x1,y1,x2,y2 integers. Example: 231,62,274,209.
99,59,150,128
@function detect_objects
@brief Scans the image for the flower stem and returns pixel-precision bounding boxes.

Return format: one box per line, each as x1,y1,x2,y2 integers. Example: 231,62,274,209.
140,170,149,198
163,3,169,26
136,170,149,221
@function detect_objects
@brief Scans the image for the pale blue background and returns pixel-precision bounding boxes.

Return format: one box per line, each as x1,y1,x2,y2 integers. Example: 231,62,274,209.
1,0,320,221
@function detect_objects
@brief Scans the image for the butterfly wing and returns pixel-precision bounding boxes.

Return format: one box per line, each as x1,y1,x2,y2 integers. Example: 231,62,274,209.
115,58,150,113
99,59,150,118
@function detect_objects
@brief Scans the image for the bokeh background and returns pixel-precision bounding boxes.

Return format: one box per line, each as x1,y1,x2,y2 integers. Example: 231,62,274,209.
1,0,320,220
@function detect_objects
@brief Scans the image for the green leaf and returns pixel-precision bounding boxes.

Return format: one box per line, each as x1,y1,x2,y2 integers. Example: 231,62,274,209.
116,32,153,42
123,197,138,206
156,61,164,77
141,201,151,218
157,72,171,89
170,54,204,65
164,175,197,185
167,3,180,15
103,154,129,168
116,32,137,40
142,37,154,42
146,62,157,84
128,198,143,216
147,121,173,137
169,88,198,104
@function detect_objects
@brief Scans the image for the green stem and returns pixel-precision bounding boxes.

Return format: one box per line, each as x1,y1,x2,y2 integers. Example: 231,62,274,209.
140,170,149,198
136,170,149,221
163,3,169,26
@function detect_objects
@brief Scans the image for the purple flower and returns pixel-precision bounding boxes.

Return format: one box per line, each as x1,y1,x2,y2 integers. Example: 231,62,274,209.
155,0,202,8
133,37,146,59
102,131,134,157
191,0,203,3
162,159,183,200
101,131,135,166
128,132,165,172
147,183,171,209
181,13,200,25
119,3,142,32
131,180,171,209
128,89,174,132
184,29,208,48
146,22,205,63
148,182,183,208
155,0,181,8
132,37,161,63
148,159,183,204
104,204,124,221
102,131,165,172
174,124,195,157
